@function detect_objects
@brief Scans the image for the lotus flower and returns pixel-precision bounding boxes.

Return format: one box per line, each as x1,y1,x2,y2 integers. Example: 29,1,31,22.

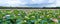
50,18,58,23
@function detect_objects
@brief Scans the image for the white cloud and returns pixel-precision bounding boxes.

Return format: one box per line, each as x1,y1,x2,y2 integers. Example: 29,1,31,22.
31,0,48,4
56,0,60,7
0,0,59,7
0,0,28,7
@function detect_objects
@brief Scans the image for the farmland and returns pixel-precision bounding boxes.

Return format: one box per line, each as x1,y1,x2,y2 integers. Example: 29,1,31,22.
0,9,60,24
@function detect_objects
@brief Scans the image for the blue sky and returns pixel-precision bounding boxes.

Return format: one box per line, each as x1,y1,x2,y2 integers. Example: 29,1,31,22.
0,0,59,7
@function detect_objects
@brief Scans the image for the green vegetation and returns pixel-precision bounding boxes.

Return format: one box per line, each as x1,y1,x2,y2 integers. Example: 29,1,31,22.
0,9,60,24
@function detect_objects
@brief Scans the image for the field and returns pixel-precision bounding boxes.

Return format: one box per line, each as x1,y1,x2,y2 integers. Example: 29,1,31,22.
0,9,60,24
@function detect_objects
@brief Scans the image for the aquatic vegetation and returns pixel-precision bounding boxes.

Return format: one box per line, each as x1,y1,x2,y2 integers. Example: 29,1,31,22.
0,9,60,24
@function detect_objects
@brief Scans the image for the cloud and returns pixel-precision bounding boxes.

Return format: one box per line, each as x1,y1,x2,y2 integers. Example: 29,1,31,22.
56,0,60,7
0,0,59,7
0,0,27,7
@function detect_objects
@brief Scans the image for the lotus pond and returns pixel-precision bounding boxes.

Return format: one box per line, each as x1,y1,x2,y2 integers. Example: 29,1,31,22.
0,9,60,24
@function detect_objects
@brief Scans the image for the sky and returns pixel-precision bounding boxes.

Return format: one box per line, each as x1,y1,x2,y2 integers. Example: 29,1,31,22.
0,0,60,7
